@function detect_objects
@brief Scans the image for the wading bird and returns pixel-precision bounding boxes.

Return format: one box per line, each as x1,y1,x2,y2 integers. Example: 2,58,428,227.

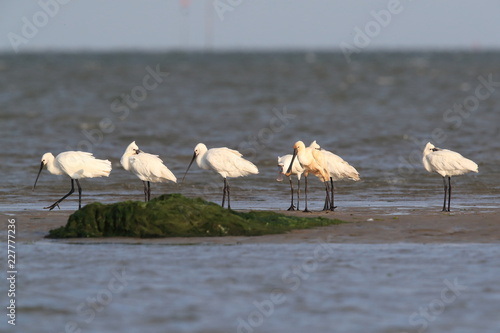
182,143,259,209
285,141,331,212
277,154,304,211
422,142,478,211
120,141,177,202
310,141,360,211
33,151,112,210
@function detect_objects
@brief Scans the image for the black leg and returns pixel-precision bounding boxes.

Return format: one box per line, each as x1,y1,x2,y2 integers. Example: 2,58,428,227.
147,181,151,202
222,178,227,208
297,178,300,211
75,179,82,209
322,181,331,211
447,176,451,212
323,183,329,211
142,181,148,202
287,177,295,211
442,177,448,212
303,176,310,212
227,178,231,209
330,178,337,211
44,179,75,210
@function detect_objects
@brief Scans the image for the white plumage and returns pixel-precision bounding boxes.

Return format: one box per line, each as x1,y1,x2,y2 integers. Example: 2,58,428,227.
422,142,478,211
309,140,360,210
33,151,112,210
121,141,177,201
277,154,304,181
277,154,304,210
285,140,331,212
183,143,259,209
310,141,360,182
423,142,478,177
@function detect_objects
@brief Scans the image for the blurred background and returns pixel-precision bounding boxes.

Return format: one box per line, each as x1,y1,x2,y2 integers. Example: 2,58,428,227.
1,0,499,210
1,0,500,51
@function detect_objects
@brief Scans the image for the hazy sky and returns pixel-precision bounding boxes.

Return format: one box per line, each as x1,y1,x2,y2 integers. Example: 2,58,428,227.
1,0,499,52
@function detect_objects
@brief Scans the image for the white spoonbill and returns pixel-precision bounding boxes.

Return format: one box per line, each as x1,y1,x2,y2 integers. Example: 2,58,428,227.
120,141,177,202
182,143,259,209
277,154,304,211
422,142,478,212
33,151,112,210
310,141,360,211
285,140,331,212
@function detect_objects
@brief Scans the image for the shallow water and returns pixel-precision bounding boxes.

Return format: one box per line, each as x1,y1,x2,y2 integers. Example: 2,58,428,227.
2,52,500,333
0,51,499,212
2,242,499,332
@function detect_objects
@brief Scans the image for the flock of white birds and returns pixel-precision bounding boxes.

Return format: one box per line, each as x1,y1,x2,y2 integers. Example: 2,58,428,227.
33,140,478,212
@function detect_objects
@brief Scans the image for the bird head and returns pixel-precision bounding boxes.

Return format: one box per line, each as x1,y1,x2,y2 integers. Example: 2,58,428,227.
33,152,53,191
423,142,439,155
182,143,207,183
276,156,285,181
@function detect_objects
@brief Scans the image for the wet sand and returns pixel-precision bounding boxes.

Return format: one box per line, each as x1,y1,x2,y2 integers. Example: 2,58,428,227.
3,206,500,244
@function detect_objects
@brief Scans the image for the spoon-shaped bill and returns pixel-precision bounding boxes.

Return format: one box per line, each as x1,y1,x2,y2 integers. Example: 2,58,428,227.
33,161,44,191
285,148,298,176
276,165,284,182
181,151,197,183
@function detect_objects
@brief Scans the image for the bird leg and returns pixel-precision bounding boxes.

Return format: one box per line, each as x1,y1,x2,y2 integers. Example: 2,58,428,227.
322,181,331,211
226,179,231,209
75,179,82,209
303,176,310,213
287,177,296,211
44,179,75,211
147,181,151,202
142,181,148,202
442,177,448,212
222,178,231,209
330,178,337,211
447,176,451,212
297,179,300,211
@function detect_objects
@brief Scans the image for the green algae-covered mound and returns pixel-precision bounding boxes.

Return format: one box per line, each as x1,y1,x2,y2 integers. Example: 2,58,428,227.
47,194,345,238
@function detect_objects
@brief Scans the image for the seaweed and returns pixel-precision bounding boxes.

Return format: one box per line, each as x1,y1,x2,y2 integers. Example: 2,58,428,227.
47,194,345,238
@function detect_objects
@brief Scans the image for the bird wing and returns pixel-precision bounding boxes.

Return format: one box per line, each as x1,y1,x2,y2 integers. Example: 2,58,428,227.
425,149,478,176
321,151,360,181
129,152,177,183
205,148,258,178
57,151,111,179
309,147,330,181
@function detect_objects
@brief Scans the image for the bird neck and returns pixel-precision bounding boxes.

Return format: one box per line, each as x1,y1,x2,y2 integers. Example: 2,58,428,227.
45,155,63,175
196,150,208,169
297,148,312,165
120,150,134,171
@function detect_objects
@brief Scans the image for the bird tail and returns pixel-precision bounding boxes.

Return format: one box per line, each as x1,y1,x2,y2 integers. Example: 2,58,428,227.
242,160,259,176
347,165,361,181
160,165,177,183
89,159,112,177
338,162,360,181
463,159,479,173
